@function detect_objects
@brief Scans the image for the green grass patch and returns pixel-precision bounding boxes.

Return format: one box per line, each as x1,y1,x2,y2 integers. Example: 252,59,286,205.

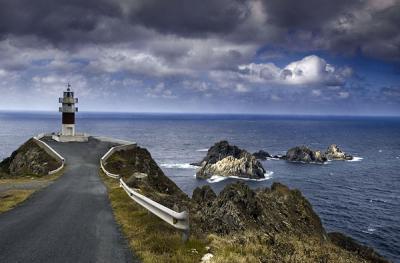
0,189,35,213
100,170,208,263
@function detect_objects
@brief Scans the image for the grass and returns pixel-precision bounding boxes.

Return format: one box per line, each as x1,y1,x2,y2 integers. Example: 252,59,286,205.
208,233,368,263
0,189,35,213
100,170,209,263
0,167,65,214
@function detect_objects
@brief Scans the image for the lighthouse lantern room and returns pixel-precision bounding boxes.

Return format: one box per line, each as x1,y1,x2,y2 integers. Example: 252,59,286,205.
59,83,78,136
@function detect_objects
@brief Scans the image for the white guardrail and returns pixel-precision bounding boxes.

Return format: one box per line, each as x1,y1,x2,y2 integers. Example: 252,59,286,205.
100,143,190,241
32,134,65,175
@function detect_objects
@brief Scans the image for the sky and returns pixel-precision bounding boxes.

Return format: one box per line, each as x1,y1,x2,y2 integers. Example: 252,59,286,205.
0,0,399,115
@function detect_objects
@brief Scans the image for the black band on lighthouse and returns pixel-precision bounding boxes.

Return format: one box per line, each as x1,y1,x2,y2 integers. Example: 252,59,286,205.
62,113,75,124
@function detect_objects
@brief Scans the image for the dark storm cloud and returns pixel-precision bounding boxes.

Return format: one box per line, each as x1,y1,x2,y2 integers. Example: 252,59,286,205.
0,0,399,61
0,0,121,43
261,0,360,29
128,0,250,36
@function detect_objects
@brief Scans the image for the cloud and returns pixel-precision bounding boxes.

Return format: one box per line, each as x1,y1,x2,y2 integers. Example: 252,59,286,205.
0,0,398,61
237,55,352,87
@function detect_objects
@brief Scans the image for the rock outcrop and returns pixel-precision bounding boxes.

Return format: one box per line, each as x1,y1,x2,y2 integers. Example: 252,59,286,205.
104,145,190,209
0,139,60,177
192,185,216,205
194,141,266,179
325,144,353,160
191,182,325,238
191,182,388,262
252,150,271,160
282,146,327,163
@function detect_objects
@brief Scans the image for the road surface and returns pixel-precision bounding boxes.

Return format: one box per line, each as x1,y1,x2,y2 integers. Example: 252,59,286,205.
0,137,139,263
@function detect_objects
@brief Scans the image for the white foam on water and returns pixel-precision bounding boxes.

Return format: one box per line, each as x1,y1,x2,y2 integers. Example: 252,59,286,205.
196,148,209,152
378,149,383,153
347,156,363,162
160,163,198,169
207,171,274,184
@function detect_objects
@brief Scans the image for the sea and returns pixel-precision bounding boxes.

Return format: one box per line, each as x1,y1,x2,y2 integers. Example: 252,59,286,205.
0,111,399,262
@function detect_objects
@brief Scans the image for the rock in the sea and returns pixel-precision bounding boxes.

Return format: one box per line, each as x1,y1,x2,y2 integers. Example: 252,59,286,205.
325,144,353,160
194,141,266,179
191,140,245,166
282,146,327,163
0,139,60,177
252,150,271,160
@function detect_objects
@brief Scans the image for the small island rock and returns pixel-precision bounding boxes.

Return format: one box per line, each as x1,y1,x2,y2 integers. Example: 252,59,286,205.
282,146,327,163
252,150,271,160
325,144,353,160
194,141,266,179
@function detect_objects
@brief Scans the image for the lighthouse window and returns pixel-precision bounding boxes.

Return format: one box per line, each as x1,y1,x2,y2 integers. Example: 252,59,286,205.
68,103,71,106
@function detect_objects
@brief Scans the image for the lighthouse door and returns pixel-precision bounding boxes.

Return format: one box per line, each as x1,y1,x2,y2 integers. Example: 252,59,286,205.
67,127,73,135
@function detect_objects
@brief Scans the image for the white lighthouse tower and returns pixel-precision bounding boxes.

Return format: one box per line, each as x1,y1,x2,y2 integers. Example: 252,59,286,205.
59,83,78,136
53,83,88,142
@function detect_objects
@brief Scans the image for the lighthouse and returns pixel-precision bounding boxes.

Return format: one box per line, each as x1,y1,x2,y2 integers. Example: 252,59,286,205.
59,83,78,136
52,84,87,142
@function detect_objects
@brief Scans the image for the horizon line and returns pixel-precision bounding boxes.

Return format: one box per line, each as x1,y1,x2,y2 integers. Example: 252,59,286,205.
0,109,399,118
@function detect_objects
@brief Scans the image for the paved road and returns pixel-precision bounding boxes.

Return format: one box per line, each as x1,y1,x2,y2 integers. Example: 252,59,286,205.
0,137,138,263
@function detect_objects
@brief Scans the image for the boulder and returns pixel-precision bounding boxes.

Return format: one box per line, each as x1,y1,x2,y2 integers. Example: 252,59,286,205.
282,146,327,163
252,150,271,160
325,144,353,160
194,141,266,179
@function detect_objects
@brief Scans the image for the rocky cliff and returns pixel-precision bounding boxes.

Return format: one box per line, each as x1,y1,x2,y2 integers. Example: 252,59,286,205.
0,139,60,177
105,144,388,263
191,182,325,237
104,145,190,209
194,141,266,179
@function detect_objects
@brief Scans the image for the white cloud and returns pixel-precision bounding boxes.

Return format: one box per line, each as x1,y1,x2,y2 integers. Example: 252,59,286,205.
237,55,352,87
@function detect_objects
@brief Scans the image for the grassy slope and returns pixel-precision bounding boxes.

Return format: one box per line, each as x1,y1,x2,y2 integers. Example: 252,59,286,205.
208,233,368,263
100,170,208,263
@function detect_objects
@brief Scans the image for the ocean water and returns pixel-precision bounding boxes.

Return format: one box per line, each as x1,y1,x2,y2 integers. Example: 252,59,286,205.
0,111,399,262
